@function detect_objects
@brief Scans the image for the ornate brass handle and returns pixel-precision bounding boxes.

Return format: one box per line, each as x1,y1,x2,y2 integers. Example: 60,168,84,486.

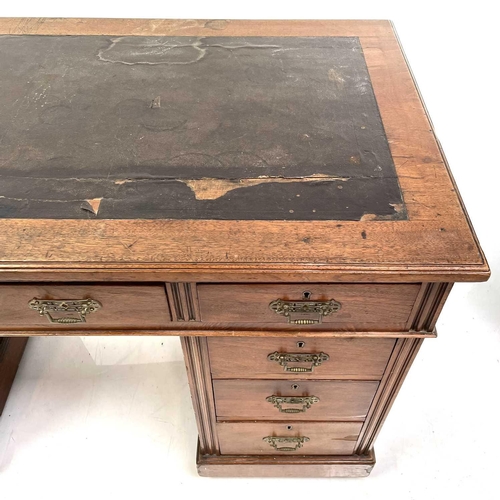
269,298,341,324
266,395,319,413
28,298,102,324
267,351,329,373
263,436,310,452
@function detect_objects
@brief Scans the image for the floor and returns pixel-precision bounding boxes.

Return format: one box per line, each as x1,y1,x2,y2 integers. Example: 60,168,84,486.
0,1,499,498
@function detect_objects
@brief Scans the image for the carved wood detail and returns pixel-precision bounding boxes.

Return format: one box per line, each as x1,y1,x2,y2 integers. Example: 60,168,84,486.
355,337,424,454
166,283,201,322
410,282,453,331
180,336,219,455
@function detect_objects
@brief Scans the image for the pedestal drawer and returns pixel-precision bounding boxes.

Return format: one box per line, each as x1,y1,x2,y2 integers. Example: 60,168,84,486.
213,379,379,421
0,284,171,330
198,284,420,330
208,337,396,380
217,421,362,455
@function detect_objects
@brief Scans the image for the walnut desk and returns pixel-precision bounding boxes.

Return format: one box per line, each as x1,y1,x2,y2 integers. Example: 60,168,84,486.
0,18,489,478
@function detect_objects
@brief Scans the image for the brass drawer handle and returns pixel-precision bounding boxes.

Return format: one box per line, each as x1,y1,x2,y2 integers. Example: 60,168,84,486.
267,351,329,373
269,298,341,324
266,395,319,413
263,436,310,452
28,298,102,324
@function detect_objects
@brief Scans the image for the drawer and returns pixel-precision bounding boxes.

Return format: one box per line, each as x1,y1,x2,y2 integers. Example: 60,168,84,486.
0,284,171,330
213,379,379,421
217,421,362,455
197,284,420,330
208,337,396,380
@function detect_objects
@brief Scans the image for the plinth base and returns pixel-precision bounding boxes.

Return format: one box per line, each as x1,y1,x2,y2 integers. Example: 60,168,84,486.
197,444,375,478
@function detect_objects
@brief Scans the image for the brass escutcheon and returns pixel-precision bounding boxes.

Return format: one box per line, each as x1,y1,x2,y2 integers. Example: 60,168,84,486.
266,395,320,413
28,298,102,324
262,436,310,452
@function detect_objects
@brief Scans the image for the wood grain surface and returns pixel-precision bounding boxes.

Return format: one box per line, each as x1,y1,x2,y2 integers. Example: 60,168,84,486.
213,379,379,421
197,446,375,477
208,336,396,380
198,283,420,330
217,421,362,455
0,284,172,330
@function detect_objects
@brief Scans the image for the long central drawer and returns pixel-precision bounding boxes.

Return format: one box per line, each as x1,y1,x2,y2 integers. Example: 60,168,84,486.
208,337,396,380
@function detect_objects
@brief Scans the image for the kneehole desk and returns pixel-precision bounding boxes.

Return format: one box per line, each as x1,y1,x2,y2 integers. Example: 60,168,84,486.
0,18,489,478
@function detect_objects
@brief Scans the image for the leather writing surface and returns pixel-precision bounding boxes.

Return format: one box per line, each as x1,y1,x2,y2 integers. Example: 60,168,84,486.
0,35,405,220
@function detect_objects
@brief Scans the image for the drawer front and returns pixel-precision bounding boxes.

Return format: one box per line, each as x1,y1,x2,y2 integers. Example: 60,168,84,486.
0,284,171,329
198,284,420,330
213,379,379,421
217,422,362,455
208,337,396,380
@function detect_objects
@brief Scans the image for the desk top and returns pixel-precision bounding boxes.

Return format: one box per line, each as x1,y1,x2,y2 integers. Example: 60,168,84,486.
0,19,489,282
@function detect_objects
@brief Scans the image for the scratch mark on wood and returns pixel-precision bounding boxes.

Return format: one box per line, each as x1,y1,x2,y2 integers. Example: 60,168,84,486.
121,239,138,251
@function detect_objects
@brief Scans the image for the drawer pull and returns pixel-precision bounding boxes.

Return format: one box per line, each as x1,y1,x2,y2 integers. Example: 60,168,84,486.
267,352,330,372
262,436,310,452
266,395,319,413
28,298,102,324
269,298,341,324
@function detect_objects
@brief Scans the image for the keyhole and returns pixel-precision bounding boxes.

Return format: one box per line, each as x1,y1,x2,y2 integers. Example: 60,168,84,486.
291,384,300,390
297,341,305,348
286,425,293,431
302,291,312,300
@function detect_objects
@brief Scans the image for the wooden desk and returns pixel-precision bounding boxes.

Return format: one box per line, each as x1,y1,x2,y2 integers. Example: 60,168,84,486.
0,18,489,478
